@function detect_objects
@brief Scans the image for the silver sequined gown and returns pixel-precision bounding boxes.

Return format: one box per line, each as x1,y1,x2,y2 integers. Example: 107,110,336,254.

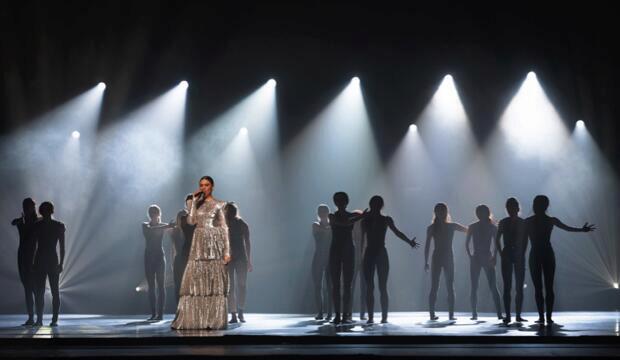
171,197,230,330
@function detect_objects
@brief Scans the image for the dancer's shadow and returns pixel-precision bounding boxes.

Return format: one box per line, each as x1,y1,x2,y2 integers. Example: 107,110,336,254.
419,319,457,328
307,322,361,335
118,320,158,327
478,321,525,335
287,319,326,328
519,323,570,336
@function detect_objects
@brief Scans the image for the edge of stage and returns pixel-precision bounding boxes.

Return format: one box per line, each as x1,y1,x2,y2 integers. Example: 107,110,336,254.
0,312,619,358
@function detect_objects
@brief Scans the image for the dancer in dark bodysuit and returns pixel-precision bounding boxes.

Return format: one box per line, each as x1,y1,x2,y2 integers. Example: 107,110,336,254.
465,205,502,320
424,203,467,321
329,192,366,325
312,204,332,321
142,205,173,321
10,198,39,326
361,195,418,324
172,195,195,303
32,201,65,327
495,197,528,324
525,195,594,325
225,202,252,324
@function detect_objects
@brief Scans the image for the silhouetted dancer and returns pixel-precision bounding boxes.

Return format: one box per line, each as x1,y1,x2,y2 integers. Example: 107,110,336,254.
466,205,502,320
32,201,65,327
525,195,595,326
172,195,195,303
225,202,252,324
361,196,418,324
329,192,367,324
425,203,467,321
10,198,39,326
495,197,528,324
142,205,173,321
312,204,332,321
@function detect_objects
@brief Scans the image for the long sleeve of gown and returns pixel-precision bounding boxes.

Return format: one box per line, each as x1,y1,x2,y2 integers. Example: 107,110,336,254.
187,198,196,225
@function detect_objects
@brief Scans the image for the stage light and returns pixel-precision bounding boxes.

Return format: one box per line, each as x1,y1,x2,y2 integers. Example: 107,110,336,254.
179,80,189,89
71,130,80,139
351,76,360,85
267,79,276,87
576,120,585,129
239,127,248,135
614,282,619,289
409,124,417,132
497,71,569,161
428,73,467,123
97,82,106,90
135,286,140,292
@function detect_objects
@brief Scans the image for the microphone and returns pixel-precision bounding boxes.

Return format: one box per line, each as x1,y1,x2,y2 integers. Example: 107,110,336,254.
194,191,205,201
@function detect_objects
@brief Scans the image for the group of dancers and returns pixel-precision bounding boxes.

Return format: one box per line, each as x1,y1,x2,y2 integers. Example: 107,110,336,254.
10,176,252,329
10,175,594,330
312,193,595,326
10,199,65,327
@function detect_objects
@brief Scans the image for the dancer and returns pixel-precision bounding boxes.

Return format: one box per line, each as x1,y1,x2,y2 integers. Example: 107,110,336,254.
225,202,252,324
32,201,65,327
312,204,332,321
424,203,467,321
495,197,528,324
10,198,39,326
465,205,502,320
171,195,195,303
172,176,231,330
329,192,366,324
361,195,418,324
526,195,594,325
142,205,173,321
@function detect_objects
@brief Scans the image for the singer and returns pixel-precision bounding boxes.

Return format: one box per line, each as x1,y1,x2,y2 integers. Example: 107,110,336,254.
171,176,231,330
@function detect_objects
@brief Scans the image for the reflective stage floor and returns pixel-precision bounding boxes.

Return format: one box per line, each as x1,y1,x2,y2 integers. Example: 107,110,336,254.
0,311,618,358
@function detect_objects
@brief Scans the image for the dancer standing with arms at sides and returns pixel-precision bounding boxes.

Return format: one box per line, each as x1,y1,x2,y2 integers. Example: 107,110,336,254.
526,195,594,326
361,195,418,324
495,197,528,324
465,205,502,320
10,198,39,326
329,192,366,325
225,202,252,324
425,203,467,321
172,176,231,330
312,204,332,321
32,201,65,327
171,195,195,303
142,205,174,321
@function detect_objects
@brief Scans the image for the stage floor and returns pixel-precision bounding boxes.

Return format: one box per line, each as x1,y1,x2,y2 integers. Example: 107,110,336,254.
0,311,618,338
0,312,619,358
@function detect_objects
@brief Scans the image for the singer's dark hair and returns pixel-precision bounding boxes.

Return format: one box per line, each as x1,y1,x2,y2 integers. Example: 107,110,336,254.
196,176,214,209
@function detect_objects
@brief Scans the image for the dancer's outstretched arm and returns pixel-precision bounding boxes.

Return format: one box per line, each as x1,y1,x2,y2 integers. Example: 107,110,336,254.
387,217,417,247
552,218,595,232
